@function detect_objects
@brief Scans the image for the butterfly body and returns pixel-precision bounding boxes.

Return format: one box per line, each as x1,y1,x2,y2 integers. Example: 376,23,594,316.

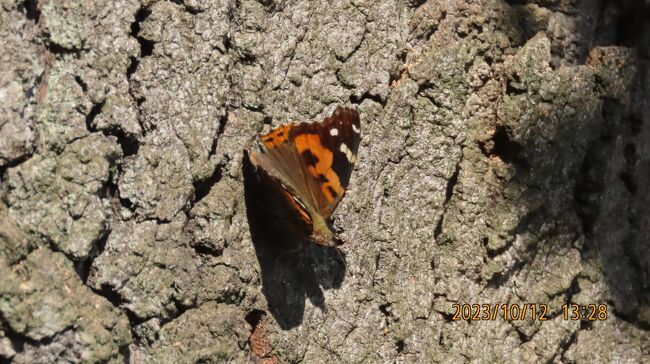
248,107,361,247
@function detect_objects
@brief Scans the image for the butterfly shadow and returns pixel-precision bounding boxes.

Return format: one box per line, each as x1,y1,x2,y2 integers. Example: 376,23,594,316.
242,152,346,330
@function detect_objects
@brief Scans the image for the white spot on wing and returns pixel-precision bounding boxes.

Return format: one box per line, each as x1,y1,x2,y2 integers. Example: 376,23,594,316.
330,128,339,136
352,124,360,134
339,143,349,154
339,143,355,162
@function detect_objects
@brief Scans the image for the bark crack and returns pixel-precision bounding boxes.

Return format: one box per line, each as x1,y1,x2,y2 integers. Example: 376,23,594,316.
434,156,461,240
127,5,154,134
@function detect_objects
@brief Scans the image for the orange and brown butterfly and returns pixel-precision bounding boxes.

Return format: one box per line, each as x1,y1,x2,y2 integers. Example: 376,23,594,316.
248,106,361,246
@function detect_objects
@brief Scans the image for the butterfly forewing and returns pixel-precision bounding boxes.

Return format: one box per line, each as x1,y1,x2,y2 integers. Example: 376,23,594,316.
290,107,360,218
248,106,360,242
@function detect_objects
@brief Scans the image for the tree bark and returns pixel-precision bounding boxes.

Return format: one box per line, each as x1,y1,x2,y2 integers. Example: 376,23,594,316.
0,0,648,362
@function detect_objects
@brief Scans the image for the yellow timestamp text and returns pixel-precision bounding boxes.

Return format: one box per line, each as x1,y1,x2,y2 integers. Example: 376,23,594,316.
562,303,608,321
451,303,609,321
451,303,549,321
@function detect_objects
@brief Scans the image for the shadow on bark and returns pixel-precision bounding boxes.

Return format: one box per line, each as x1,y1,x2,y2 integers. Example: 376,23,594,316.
242,152,346,330
591,0,650,331
495,0,650,328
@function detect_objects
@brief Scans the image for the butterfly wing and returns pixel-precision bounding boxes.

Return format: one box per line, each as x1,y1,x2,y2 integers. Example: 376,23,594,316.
248,124,315,231
289,107,360,218
248,106,360,244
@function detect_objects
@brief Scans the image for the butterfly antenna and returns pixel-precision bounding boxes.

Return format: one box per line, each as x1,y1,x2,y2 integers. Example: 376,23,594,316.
334,247,346,270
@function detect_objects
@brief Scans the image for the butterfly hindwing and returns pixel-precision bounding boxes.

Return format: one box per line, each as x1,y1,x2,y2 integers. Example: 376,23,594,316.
250,125,314,226
253,162,314,237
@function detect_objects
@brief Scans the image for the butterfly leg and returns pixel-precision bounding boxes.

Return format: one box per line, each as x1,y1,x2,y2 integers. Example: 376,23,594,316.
272,244,304,266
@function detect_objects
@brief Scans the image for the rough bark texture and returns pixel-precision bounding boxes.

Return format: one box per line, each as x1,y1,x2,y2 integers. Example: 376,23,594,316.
1,0,649,362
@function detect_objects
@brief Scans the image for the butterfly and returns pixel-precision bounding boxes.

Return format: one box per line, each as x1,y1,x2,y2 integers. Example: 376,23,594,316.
248,106,361,247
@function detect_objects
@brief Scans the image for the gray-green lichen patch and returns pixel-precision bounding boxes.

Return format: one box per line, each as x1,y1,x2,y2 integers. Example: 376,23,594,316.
0,203,31,265
186,177,242,255
129,0,231,182
88,218,190,320
0,1,41,167
0,79,35,166
37,0,140,140
118,132,193,221
40,2,91,51
0,248,131,362
140,302,249,363
87,214,257,324
3,133,121,260
335,0,406,98
503,32,553,94
35,62,93,153
184,108,265,255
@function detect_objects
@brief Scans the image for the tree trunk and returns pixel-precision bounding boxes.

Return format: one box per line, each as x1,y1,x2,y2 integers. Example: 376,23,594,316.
1,0,648,362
